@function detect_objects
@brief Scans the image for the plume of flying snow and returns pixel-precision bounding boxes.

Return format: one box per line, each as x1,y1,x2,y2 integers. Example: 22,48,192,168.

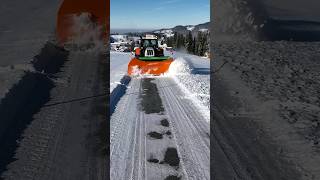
214,0,264,41
166,57,191,76
65,13,105,53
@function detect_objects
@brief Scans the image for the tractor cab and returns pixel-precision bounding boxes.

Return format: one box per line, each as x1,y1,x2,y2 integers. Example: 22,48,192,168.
135,35,164,57
128,34,173,75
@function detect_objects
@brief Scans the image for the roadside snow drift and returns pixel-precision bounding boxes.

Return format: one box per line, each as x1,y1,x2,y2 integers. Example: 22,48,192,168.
110,52,131,93
166,53,210,121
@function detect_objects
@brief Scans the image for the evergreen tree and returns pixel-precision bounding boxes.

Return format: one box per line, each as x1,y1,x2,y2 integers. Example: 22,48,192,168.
164,30,209,56
186,32,193,53
196,32,202,55
197,32,208,56
177,34,181,48
176,33,181,49
199,32,204,56
180,34,185,49
192,37,196,54
165,37,172,47
203,33,209,56
203,32,209,56
180,34,186,49
173,32,178,48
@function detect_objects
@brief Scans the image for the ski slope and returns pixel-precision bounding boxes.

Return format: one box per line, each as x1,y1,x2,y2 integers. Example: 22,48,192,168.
110,51,210,179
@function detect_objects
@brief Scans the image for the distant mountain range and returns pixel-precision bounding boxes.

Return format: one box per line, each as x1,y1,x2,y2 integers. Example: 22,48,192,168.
153,22,210,37
111,22,210,37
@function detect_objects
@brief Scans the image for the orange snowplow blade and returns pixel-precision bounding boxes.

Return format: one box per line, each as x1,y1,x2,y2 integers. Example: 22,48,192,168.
128,57,174,75
56,0,109,45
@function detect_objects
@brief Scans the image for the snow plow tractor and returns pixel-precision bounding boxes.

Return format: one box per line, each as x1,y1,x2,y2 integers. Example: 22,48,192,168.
56,0,109,45
128,35,174,76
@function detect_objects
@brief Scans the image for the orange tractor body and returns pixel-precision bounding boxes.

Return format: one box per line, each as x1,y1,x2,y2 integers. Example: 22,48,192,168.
127,57,173,75
127,35,174,76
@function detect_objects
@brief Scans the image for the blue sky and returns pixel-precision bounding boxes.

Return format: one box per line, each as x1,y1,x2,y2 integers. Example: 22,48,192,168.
111,0,210,30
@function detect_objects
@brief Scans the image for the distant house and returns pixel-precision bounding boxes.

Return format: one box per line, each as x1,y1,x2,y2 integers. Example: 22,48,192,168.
111,42,128,51
110,34,131,51
128,36,140,42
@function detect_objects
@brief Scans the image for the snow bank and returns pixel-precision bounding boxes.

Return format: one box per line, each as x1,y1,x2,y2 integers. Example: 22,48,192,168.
165,55,210,121
110,52,131,92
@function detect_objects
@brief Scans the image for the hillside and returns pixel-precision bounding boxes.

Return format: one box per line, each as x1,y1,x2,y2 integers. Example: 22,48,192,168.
153,22,210,37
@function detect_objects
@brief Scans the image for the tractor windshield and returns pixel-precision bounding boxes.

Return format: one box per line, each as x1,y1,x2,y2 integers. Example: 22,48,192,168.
142,39,158,48
150,40,157,46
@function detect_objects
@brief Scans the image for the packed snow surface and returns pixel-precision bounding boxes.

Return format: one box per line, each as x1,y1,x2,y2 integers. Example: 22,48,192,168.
110,77,209,179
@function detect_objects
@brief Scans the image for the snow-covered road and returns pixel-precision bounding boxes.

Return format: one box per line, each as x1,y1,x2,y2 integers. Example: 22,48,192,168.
110,51,210,179
111,77,209,180
110,51,210,119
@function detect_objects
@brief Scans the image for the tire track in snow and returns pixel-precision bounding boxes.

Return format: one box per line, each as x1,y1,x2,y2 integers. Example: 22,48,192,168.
157,78,210,180
111,77,182,180
110,78,141,179
110,77,210,180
